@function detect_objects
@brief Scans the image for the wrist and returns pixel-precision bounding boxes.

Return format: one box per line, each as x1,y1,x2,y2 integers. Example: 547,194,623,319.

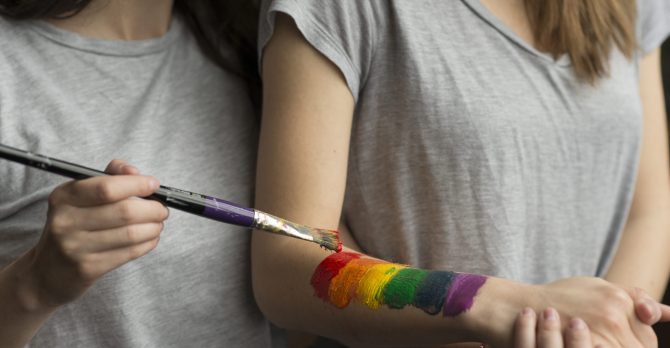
460,277,541,346
5,248,58,314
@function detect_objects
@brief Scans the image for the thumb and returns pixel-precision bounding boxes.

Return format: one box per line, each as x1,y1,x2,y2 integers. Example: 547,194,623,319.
629,287,663,325
104,159,140,175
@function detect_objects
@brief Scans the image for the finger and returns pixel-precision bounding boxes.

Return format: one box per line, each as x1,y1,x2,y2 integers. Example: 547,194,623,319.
75,199,168,231
59,175,160,206
660,303,670,322
628,287,660,325
104,159,140,175
537,308,563,348
626,288,663,346
77,223,164,253
564,318,592,348
635,299,660,325
514,307,537,348
82,237,161,279
628,287,670,324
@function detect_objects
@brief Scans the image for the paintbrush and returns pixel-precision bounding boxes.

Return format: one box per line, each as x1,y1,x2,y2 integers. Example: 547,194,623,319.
0,143,342,252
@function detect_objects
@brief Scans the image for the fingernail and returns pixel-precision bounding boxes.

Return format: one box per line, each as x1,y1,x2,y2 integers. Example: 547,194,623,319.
148,178,159,190
569,318,585,330
543,308,557,321
522,307,534,317
122,164,139,173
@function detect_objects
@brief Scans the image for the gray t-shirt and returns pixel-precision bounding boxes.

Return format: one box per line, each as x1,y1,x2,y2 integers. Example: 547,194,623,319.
0,15,272,347
259,0,670,283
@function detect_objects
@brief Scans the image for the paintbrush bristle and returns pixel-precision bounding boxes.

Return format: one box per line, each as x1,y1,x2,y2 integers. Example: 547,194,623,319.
252,211,342,252
312,228,342,252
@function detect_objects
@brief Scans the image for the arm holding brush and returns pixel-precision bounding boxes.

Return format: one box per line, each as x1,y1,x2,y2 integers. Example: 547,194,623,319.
251,15,668,347
0,161,168,348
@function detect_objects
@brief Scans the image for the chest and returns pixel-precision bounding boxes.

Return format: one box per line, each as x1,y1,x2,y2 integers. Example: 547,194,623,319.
355,1,642,165
0,40,258,225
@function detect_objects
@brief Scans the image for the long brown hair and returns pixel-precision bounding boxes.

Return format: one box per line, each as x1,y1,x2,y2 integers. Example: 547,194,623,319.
176,1,260,109
0,0,260,107
525,0,637,84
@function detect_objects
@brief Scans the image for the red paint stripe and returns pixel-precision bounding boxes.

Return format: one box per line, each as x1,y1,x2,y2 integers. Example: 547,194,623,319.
310,252,362,300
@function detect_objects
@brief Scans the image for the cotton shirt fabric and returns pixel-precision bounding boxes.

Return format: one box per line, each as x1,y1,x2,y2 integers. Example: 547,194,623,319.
259,0,670,283
0,15,272,347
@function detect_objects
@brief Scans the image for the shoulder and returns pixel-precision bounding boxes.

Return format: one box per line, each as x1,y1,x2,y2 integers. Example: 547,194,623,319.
0,17,22,83
0,16,32,46
258,0,388,102
637,0,670,54
0,16,38,70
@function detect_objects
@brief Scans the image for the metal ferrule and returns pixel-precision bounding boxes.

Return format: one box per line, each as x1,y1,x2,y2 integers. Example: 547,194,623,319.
253,211,315,242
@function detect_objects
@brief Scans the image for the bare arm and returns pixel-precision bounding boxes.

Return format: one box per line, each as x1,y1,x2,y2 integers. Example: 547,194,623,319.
0,252,58,347
605,48,670,300
0,162,167,347
252,14,658,347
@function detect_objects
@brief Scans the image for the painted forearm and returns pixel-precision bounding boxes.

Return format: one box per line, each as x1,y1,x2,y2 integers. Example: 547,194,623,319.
311,251,487,317
252,229,537,346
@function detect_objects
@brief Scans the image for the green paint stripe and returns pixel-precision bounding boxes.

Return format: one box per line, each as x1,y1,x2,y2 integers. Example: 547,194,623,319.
382,268,429,309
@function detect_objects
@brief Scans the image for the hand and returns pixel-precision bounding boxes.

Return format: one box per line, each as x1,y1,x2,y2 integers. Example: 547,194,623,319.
538,277,657,347
25,160,168,308
514,307,595,348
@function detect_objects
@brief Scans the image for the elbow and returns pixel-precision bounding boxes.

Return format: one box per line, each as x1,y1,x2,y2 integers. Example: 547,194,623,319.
250,234,359,343
250,265,289,329
250,235,304,331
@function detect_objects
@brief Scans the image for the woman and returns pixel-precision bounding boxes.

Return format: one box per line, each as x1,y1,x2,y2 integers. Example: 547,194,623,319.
253,0,670,346
0,0,271,346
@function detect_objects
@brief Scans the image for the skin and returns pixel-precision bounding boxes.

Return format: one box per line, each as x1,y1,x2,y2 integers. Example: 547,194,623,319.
0,1,173,346
605,48,670,301
46,0,174,41
254,9,670,348
0,161,168,347
514,308,595,348
514,306,670,348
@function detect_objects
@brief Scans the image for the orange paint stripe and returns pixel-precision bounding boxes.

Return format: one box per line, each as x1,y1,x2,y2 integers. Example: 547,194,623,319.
329,258,383,308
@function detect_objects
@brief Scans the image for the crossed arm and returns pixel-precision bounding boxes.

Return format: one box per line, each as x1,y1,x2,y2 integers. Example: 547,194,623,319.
606,48,670,302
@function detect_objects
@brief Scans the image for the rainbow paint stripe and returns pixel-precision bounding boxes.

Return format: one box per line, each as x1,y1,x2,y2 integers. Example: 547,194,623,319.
310,252,487,317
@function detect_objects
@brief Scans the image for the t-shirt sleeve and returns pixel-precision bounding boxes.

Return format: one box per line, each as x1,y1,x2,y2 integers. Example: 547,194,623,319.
258,0,381,102
638,0,670,54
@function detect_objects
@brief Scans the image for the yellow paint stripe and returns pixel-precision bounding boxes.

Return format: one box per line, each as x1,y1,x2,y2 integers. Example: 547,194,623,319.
355,263,406,309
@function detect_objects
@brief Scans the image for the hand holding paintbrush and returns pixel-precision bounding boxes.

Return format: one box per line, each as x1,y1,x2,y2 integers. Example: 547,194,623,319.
15,159,170,306
0,143,341,252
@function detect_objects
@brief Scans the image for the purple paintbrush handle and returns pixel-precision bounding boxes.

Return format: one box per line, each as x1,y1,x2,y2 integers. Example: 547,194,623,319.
202,196,256,227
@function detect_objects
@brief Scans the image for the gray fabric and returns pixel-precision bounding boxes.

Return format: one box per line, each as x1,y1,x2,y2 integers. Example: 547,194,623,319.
258,0,670,284
639,0,670,53
0,15,272,347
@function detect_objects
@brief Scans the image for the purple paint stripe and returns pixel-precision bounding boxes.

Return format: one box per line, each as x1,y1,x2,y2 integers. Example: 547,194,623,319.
442,273,487,317
202,197,255,226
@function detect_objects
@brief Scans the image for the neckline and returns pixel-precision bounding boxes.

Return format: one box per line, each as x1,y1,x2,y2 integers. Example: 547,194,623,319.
460,0,571,67
28,15,182,57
